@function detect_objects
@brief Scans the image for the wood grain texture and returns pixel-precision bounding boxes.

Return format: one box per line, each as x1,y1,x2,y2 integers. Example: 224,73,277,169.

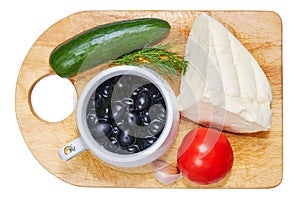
15,10,282,188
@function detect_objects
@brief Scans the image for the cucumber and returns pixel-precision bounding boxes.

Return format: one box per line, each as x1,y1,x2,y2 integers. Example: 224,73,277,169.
49,18,171,77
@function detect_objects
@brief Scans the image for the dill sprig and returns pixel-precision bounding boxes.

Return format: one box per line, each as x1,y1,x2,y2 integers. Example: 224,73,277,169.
111,45,188,76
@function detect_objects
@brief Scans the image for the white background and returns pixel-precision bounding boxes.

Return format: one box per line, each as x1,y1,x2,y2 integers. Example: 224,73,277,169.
1,0,299,199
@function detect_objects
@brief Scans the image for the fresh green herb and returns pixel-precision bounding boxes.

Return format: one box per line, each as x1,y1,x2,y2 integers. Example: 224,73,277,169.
111,45,188,75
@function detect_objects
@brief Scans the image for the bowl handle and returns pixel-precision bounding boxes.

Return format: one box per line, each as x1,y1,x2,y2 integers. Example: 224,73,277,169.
58,137,87,161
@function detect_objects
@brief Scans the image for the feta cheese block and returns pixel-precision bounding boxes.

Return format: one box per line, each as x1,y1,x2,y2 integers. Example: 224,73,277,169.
178,14,272,133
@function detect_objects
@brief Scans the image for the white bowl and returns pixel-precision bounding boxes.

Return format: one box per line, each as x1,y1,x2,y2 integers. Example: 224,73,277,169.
59,65,179,168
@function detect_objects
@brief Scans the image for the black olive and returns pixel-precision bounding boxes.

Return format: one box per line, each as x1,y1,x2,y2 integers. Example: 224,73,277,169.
108,127,118,140
96,103,110,120
131,90,139,97
149,86,161,98
131,84,143,93
117,129,135,147
91,122,112,144
121,97,134,111
147,119,165,136
88,93,103,110
115,121,126,132
111,124,120,134
131,111,143,125
86,112,98,127
149,104,167,122
111,101,127,123
140,136,157,150
135,92,151,111
157,108,166,122
104,138,121,153
141,111,151,126
96,107,110,121
134,85,149,94
150,87,166,105
104,85,114,98
96,79,114,98
125,112,138,127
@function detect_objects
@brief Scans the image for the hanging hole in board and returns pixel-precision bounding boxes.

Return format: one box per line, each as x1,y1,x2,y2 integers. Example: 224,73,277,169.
30,75,77,122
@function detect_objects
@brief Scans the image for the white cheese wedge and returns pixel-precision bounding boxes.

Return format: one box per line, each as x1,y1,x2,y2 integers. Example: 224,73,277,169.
178,14,272,133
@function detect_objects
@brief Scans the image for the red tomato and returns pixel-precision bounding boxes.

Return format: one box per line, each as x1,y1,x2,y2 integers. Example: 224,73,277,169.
177,127,234,185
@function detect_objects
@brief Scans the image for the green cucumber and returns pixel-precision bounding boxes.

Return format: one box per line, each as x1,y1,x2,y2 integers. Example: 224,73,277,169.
49,18,171,77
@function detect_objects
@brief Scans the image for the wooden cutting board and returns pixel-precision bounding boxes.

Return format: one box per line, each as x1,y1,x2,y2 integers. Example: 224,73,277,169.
15,10,282,188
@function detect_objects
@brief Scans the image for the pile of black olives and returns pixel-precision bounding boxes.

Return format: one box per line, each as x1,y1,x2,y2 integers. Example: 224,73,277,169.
86,75,167,154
